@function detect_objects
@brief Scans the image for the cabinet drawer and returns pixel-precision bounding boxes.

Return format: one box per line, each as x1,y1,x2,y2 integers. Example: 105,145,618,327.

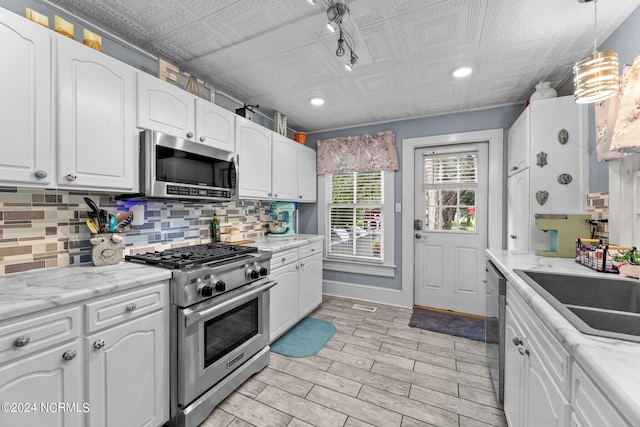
572,362,630,427
299,242,322,259
507,284,570,393
0,307,80,365
270,248,298,270
85,283,167,334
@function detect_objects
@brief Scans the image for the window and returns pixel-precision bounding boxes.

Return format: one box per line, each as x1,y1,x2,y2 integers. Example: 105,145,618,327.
318,171,395,277
422,152,478,232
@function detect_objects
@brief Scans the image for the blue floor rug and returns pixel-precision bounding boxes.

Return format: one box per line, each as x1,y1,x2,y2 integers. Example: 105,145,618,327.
270,317,336,358
409,307,486,342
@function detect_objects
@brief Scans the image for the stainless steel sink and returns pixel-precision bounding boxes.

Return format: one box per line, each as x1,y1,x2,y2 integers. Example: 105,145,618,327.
514,269,640,343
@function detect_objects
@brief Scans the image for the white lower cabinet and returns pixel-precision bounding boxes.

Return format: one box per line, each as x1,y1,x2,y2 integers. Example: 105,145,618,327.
0,282,169,427
505,284,569,427
269,241,323,342
0,342,84,427
570,362,630,427
86,310,166,427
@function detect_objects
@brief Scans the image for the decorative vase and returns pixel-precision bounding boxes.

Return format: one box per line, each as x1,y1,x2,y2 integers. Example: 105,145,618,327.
530,82,557,101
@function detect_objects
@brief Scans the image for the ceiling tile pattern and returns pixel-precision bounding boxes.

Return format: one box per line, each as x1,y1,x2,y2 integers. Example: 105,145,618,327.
47,0,640,132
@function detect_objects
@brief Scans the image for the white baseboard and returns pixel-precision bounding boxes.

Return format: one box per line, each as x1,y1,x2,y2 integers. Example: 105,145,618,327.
322,280,409,308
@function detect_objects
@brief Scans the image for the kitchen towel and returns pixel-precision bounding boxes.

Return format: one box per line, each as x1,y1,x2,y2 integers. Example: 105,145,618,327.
270,317,336,358
409,307,487,342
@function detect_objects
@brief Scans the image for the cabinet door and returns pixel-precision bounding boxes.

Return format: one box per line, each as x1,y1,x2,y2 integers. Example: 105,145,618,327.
137,72,195,141
0,342,83,427
298,145,317,202
269,261,299,342
57,36,136,191
0,9,53,186
504,306,525,427
507,170,530,251
272,134,299,201
86,311,168,427
195,98,235,152
298,252,323,318
508,108,530,176
236,117,272,199
525,339,569,427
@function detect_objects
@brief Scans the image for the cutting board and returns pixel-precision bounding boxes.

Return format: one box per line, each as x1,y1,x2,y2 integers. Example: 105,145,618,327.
224,239,254,245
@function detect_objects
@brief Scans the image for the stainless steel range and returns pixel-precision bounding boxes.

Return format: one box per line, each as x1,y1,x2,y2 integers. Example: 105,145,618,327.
126,243,275,427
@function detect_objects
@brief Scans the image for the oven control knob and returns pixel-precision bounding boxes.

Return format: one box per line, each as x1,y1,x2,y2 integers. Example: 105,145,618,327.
200,285,214,298
259,267,269,276
248,269,260,280
214,281,226,293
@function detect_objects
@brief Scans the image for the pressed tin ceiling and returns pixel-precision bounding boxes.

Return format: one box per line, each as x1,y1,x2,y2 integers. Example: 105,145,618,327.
45,0,640,132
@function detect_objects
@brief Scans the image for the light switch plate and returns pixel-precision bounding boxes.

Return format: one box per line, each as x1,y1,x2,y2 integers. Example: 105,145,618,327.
395,203,401,212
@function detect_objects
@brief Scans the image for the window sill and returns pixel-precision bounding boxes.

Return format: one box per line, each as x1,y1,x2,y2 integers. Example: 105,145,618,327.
323,259,396,278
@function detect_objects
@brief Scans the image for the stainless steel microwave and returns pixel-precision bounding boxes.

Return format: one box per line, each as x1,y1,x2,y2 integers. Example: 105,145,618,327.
137,130,238,202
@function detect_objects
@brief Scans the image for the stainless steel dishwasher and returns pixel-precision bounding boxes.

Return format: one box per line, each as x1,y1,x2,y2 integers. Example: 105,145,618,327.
485,260,506,403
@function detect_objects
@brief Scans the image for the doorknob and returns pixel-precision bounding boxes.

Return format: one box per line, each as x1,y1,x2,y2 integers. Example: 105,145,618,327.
415,233,422,239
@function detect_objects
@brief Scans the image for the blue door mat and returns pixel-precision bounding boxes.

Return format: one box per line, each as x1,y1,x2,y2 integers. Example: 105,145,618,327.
409,307,486,342
270,317,336,358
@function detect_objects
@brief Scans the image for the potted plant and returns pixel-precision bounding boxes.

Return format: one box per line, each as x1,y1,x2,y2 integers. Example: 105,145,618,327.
613,249,640,278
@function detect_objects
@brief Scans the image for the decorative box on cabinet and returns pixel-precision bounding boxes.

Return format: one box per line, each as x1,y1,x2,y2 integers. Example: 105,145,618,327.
137,73,235,152
57,35,137,191
0,7,53,187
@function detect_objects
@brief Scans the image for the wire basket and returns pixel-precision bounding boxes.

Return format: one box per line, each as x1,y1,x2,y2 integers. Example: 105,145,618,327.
575,239,622,273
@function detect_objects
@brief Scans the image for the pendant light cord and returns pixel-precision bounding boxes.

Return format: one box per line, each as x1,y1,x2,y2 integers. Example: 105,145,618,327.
592,0,598,54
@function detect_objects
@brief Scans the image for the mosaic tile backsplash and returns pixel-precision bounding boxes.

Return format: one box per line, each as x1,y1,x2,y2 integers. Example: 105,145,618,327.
0,187,273,276
586,192,609,244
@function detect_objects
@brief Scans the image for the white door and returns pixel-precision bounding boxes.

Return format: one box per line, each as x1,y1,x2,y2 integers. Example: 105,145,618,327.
414,143,488,315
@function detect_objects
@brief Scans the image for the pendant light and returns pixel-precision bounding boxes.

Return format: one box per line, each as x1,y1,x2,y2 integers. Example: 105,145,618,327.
573,0,619,104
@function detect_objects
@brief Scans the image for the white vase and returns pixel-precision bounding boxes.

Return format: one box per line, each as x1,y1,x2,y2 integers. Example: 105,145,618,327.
530,82,557,101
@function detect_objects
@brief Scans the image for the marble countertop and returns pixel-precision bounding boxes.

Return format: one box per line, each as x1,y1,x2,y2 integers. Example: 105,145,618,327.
0,262,172,323
487,250,640,426
250,234,324,253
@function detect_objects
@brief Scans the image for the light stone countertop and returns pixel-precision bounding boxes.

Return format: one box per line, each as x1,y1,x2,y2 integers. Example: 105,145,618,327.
250,234,324,253
487,250,640,426
0,262,172,322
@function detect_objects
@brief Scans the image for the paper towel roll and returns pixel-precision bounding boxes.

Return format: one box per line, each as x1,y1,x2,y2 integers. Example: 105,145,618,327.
130,204,145,226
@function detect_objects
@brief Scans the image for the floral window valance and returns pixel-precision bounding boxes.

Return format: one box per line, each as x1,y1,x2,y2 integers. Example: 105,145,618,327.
316,131,399,174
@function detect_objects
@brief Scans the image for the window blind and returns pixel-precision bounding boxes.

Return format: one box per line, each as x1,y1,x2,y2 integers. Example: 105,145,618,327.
326,171,384,261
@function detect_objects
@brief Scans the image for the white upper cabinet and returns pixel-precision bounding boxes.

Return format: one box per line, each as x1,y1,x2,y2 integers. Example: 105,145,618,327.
137,72,195,141
57,36,137,191
236,117,273,199
0,8,53,187
137,73,235,152
507,108,530,176
195,98,235,152
272,134,299,201
297,144,317,202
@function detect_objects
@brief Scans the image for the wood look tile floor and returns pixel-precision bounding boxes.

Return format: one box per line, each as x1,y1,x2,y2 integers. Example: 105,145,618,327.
200,296,506,427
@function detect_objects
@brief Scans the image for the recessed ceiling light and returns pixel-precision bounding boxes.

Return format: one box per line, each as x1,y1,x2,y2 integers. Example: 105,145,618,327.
310,97,325,106
452,66,473,78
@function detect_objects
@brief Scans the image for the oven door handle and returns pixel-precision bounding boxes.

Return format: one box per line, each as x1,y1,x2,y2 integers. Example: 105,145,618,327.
184,280,277,328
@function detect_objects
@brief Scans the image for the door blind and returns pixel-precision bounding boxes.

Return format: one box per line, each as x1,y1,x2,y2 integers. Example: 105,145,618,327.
326,171,384,261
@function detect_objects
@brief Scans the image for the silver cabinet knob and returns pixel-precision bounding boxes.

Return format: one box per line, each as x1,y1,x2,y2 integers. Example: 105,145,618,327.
127,303,137,312
66,173,77,181
14,336,30,347
186,132,194,138
511,166,518,171
415,233,422,239
299,195,303,199
512,337,522,346
199,136,205,142
93,339,105,350
510,234,517,240
281,257,286,262
518,346,530,356
274,193,278,198
62,350,77,361
34,170,47,179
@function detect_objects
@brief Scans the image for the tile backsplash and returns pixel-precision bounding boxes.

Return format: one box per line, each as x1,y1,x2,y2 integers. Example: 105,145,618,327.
586,191,609,243
0,187,272,276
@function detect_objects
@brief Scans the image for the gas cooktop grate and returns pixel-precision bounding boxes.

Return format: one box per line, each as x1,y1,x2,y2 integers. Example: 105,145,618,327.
125,243,258,269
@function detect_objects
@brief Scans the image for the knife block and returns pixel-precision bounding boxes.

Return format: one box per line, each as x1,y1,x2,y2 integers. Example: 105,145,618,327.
90,233,123,266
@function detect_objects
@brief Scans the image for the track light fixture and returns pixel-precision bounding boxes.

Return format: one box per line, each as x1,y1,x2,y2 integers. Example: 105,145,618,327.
316,1,359,70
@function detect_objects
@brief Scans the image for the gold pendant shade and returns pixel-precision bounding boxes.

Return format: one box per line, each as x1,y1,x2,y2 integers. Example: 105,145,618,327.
574,50,620,104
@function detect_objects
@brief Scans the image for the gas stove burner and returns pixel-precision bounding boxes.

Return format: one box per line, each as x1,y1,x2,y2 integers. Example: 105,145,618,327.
125,243,258,269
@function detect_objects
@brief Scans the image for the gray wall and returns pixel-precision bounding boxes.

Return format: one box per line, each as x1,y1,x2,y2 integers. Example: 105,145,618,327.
301,105,523,290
